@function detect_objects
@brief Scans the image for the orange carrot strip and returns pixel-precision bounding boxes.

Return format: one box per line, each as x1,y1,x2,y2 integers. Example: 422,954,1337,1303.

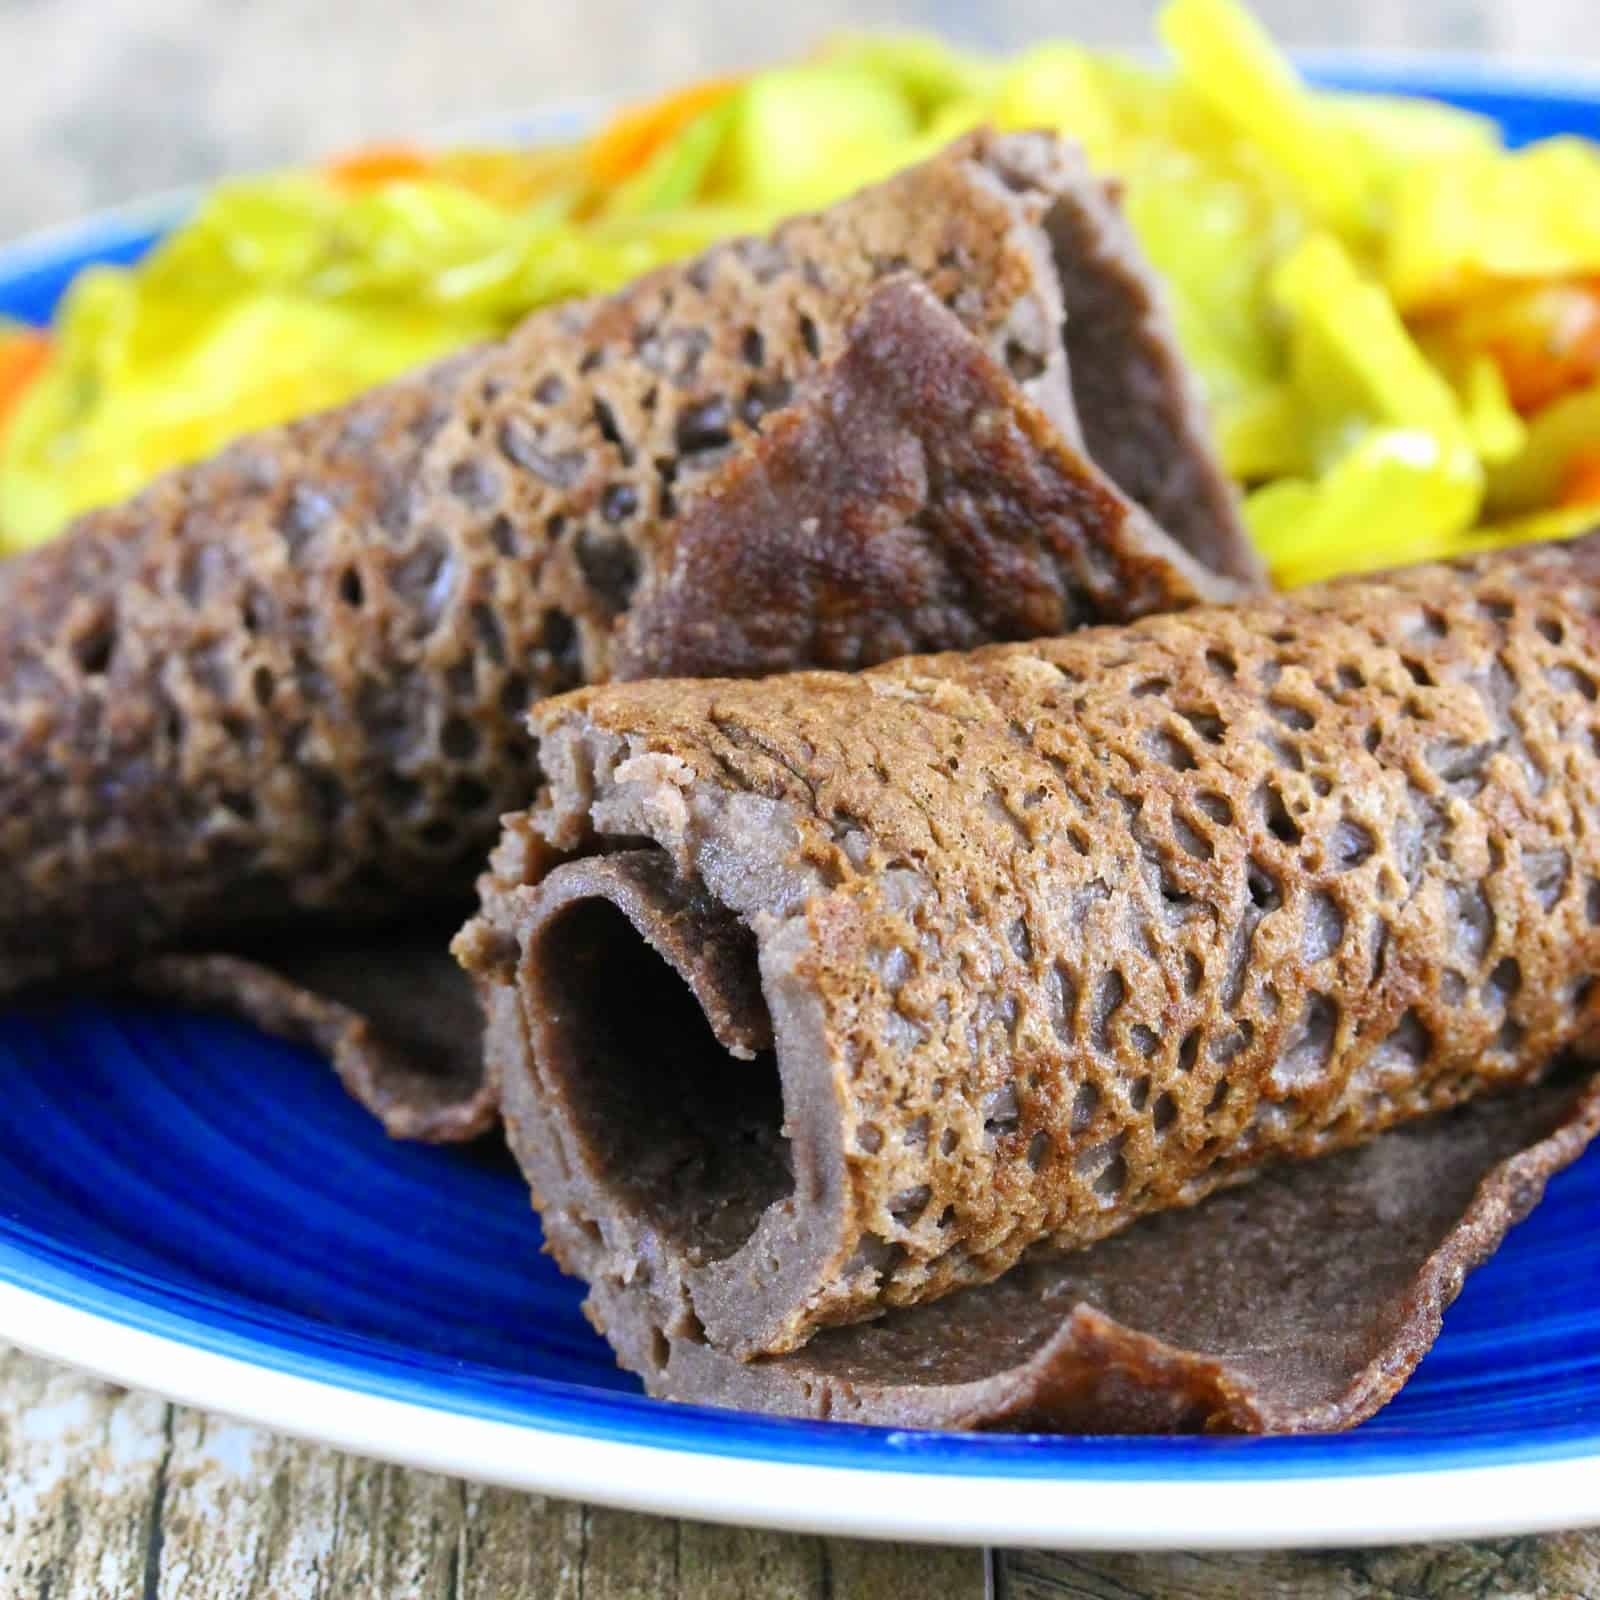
325,143,434,191
585,77,742,187
0,330,50,437
1490,278,1600,414
1559,450,1600,509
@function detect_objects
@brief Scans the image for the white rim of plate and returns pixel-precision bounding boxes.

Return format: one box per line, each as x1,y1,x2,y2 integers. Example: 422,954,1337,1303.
5,66,1600,1550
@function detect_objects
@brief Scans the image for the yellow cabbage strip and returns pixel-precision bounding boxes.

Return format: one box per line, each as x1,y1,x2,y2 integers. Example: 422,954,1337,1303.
1460,503,1600,552
1387,138,1600,312
1489,381,1600,515
0,175,766,548
1321,92,1500,236
1326,92,1500,170
1454,352,1528,465
0,293,484,548
1159,0,1369,238
1247,233,1482,584
431,145,592,211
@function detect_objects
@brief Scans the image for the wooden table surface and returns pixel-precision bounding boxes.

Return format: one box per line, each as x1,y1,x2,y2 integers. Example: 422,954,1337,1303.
7,1,1600,1594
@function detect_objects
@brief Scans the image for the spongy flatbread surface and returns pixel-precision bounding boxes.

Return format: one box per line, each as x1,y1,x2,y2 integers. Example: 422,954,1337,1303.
487,533,1600,1360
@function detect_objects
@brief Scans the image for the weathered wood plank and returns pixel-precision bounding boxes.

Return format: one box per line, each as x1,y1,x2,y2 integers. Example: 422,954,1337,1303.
459,1483,584,1600
159,1414,339,1599
824,1538,989,1599
676,1520,823,1600
581,1503,681,1600
317,1452,462,1599
0,1345,167,1599
1000,1537,1600,1600
0,1350,990,1598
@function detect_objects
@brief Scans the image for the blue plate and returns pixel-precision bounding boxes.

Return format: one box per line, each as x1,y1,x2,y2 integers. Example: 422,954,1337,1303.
3,70,1600,1550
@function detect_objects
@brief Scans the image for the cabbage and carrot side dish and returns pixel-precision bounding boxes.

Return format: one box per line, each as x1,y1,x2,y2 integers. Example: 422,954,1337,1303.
5,0,1600,583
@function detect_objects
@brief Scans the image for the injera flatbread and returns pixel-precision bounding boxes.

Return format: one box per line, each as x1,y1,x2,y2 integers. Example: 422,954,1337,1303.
456,532,1600,1425
0,131,1250,1130
126,924,492,1142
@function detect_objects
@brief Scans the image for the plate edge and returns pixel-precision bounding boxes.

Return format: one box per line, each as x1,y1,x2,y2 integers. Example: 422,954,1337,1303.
6,1280,1600,1550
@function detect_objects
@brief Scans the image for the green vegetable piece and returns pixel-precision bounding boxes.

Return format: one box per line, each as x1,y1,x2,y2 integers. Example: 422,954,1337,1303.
716,64,919,210
820,32,999,115
600,99,738,218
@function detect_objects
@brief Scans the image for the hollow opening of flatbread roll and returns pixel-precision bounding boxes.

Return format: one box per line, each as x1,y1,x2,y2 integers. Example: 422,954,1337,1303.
500,729,863,1357
530,884,790,1262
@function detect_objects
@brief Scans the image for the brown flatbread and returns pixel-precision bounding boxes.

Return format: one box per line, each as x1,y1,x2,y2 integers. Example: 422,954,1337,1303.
528,1066,1600,1431
614,276,1226,680
999,136,1256,586
0,129,1249,1013
126,924,492,1142
457,532,1600,1425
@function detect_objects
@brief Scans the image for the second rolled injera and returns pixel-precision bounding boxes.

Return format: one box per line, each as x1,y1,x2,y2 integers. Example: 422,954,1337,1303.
0,131,1252,1134
459,533,1600,1430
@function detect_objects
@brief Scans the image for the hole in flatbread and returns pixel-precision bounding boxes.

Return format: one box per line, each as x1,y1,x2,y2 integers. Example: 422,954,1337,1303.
535,892,788,1262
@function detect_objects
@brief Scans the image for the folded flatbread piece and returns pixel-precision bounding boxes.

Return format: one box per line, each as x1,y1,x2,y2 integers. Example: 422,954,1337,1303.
458,533,1600,1426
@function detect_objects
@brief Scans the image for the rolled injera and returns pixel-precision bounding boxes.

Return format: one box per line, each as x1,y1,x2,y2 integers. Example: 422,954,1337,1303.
0,131,1253,1135
458,532,1600,1430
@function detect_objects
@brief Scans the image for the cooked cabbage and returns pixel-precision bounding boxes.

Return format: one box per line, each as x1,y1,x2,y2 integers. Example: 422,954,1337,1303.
5,0,1599,579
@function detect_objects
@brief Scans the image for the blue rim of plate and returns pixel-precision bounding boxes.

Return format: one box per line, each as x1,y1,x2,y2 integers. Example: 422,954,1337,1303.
3,63,1600,1549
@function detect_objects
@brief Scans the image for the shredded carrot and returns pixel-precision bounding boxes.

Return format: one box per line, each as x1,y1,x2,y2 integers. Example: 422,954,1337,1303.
1490,279,1600,414
585,77,742,187
324,143,435,191
1559,449,1600,508
0,329,50,436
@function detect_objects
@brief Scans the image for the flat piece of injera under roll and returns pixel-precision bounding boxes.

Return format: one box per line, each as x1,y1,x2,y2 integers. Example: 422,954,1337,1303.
458,533,1600,1429
0,131,1251,1133
126,924,494,1141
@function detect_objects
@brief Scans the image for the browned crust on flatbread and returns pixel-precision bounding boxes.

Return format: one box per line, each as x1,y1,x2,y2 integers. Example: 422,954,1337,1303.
614,276,1231,680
